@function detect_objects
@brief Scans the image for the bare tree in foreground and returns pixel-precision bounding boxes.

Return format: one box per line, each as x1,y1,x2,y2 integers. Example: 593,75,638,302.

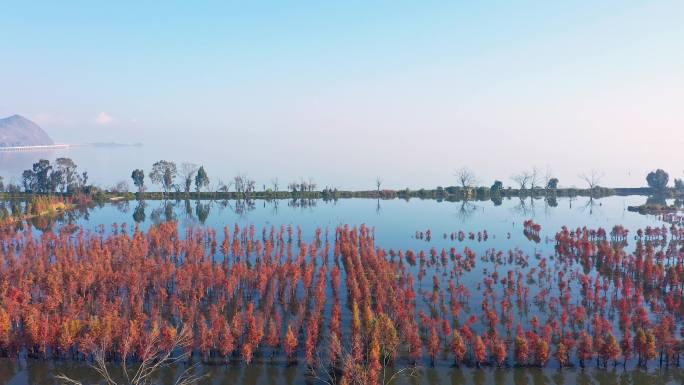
56,326,204,385
375,176,382,193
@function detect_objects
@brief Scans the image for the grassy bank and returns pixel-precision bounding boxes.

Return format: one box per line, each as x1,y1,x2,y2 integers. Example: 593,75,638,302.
0,196,76,227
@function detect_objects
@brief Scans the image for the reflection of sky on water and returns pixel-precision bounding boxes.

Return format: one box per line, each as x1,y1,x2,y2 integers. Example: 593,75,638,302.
44,195,662,261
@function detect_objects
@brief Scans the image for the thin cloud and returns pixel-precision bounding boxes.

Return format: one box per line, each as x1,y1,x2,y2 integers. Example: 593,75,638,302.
95,112,113,124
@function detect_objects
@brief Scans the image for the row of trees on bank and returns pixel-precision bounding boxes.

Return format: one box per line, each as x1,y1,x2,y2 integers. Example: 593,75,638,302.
3,160,682,197
18,158,88,194
129,161,323,197
130,161,210,194
454,167,683,195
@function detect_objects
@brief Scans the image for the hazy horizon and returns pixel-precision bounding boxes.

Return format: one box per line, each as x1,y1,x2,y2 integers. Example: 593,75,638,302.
1,1,682,189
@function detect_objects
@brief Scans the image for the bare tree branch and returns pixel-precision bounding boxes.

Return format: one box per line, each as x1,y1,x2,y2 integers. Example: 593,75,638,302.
511,171,532,190
454,167,477,189
56,325,204,385
579,170,604,191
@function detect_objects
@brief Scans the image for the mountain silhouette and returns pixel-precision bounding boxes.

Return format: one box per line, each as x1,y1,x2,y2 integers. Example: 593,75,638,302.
0,114,54,147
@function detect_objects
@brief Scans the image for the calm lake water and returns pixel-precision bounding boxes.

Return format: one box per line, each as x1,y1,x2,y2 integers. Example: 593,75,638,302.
1,195,683,384
2,358,683,385
21,194,668,248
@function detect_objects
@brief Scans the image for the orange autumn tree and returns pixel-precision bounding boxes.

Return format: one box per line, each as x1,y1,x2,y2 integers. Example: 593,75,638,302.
600,333,621,367
451,330,467,367
492,338,508,367
555,341,569,368
514,335,529,366
577,331,593,368
284,325,298,364
535,339,550,367
620,329,633,368
473,335,487,367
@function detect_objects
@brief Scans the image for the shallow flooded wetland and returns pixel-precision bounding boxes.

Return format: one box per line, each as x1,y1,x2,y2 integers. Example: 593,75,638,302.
1,196,683,384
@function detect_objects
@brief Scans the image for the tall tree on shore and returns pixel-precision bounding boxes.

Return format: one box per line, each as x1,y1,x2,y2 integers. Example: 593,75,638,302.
55,158,79,193
149,161,177,194
22,159,53,193
646,169,669,191
490,180,503,194
195,166,209,193
547,178,559,190
674,178,684,190
131,169,145,193
542,168,555,191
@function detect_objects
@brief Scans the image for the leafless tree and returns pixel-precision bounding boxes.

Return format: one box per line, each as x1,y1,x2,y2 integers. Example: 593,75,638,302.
234,174,246,194
111,181,130,194
288,181,299,193
232,174,255,197
180,163,199,194
271,177,279,193
270,198,280,215
511,171,532,190
529,167,541,190
454,167,478,188
456,200,478,222
215,179,232,193
374,177,384,214
511,197,536,217
245,178,256,196
543,168,554,190
579,195,602,216
579,170,604,191
56,326,204,385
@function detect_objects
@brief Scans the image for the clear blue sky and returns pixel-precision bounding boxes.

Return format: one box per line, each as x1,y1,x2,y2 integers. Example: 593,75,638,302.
1,1,682,188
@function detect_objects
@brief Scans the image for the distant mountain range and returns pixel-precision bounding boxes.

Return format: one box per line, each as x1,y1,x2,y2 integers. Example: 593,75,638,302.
0,114,54,147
